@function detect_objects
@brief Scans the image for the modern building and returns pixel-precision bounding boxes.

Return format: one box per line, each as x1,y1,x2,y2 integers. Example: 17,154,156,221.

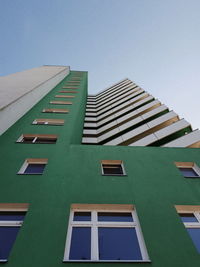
0,65,200,267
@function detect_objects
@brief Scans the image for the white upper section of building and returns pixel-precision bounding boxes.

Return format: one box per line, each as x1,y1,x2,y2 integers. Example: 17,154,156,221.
0,65,70,135
82,78,200,148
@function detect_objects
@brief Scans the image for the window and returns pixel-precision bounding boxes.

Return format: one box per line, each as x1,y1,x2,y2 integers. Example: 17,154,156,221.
50,101,72,105
175,205,200,253
63,204,149,262
101,160,126,176
16,134,57,144
63,83,79,86
18,158,48,174
32,119,64,125
59,91,78,93
174,162,200,178
42,108,69,113
62,86,79,89
55,95,75,98
0,203,28,262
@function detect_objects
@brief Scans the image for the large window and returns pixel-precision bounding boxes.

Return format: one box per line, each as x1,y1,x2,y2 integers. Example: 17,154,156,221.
176,205,200,253
18,158,48,175
174,162,200,178
0,203,28,262
63,204,149,262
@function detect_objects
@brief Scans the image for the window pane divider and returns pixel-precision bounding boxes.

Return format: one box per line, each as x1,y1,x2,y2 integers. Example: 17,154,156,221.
0,221,23,226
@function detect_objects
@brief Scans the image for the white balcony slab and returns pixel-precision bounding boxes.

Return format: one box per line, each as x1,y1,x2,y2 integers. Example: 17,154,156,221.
118,116,143,132
85,117,97,122
136,99,161,113
98,127,121,142
97,115,116,126
97,120,118,134
129,134,158,146
85,112,97,116
141,105,168,120
162,129,200,147
82,137,98,143
122,124,149,142
84,122,97,128
146,111,178,129
83,129,97,135
154,119,190,140
103,136,124,146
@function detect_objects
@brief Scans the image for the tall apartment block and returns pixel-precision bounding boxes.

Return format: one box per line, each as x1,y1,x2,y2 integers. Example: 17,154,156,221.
0,65,200,267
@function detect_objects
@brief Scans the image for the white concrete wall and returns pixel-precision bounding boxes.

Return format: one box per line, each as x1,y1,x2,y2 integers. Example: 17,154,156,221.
0,65,70,135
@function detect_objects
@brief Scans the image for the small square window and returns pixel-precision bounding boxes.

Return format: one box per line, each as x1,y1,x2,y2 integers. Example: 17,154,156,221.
101,160,126,176
174,162,200,178
18,158,48,175
63,204,149,262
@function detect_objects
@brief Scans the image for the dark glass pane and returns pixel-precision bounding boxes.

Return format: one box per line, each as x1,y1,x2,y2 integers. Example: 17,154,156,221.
187,228,200,253
0,212,26,221
24,164,45,174
73,212,91,221
69,227,91,260
98,227,142,260
0,227,20,260
179,213,198,223
35,138,56,144
98,212,133,222
179,168,199,177
103,165,124,175
22,137,34,143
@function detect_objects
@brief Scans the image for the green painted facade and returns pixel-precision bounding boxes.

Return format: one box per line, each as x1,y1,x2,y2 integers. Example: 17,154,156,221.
0,71,200,266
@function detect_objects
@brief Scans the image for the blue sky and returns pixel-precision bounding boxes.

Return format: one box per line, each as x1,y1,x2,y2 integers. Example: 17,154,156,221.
0,0,200,128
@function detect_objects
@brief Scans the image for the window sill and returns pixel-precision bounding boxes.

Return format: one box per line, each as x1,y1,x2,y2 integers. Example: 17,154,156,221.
17,173,43,175
184,176,200,178
63,260,151,263
15,142,56,144
102,174,127,177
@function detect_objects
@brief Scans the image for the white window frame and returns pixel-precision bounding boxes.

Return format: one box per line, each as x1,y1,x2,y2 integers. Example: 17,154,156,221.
0,210,26,262
63,208,150,262
174,162,200,178
101,161,126,176
18,159,48,175
17,135,37,143
178,165,200,177
32,119,64,126
16,135,57,144
32,120,49,125
180,212,200,228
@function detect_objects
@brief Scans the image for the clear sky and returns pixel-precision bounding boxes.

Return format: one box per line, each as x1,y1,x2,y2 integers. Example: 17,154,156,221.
0,0,200,128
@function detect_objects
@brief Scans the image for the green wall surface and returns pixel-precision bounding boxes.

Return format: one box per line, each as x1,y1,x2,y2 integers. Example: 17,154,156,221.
0,71,200,267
